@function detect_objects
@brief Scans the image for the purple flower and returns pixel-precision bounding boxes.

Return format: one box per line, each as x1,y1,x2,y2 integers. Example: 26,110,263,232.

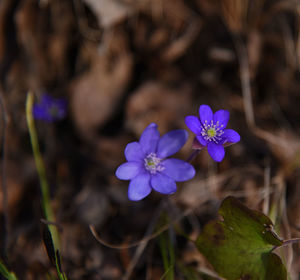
185,104,240,162
33,93,67,122
116,123,196,201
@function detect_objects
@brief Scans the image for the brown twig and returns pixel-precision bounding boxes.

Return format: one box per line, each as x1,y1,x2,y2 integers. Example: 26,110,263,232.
40,218,64,233
73,0,102,42
122,202,163,280
279,178,294,272
0,89,9,259
234,36,255,128
262,158,271,216
90,207,192,250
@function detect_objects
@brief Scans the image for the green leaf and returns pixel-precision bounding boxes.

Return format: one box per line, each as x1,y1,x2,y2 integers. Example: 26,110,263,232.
196,196,287,280
42,225,68,280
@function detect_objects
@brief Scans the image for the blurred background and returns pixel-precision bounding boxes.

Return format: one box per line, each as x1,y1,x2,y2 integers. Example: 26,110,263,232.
0,0,300,279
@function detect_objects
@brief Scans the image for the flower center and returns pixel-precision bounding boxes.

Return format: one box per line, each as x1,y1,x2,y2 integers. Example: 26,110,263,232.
201,120,224,144
49,106,60,117
144,153,164,174
207,128,216,138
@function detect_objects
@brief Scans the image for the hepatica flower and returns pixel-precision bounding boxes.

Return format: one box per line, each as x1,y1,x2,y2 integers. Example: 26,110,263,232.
33,93,67,122
116,123,195,201
185,105,240,162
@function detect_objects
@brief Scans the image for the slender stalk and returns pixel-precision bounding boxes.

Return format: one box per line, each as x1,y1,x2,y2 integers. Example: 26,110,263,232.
25,92,60,250
272,238,300,252
186,150,200,163
282,238,300,247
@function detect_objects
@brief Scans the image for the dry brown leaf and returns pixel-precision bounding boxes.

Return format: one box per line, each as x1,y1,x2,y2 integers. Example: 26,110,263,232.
83,0,132,28
70,34,133,138
126,81,192,136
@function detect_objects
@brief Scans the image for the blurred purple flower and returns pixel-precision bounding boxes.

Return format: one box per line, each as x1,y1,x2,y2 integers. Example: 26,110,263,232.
185,104,240,162
33,93,67,122
116,123,195,201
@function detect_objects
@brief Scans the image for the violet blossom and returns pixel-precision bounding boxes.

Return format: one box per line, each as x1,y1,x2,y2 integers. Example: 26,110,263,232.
185,104,240,162
116,123,195,201
33,93,67,122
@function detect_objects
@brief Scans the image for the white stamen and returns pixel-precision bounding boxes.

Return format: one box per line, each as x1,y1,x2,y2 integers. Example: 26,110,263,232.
144,153,165,174
201,120,224,144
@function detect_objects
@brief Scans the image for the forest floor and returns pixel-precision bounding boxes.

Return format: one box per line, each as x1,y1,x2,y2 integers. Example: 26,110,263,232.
0,0,300,279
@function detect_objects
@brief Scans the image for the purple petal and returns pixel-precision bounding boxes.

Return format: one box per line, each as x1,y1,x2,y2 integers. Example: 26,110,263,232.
40,93,53,105
162,159,195,182
223,129,240,143
185,116,202,135
157,130,188,158
150,173,177,194
33,106,46,118
115,162,142,180
33,106,52,122
139,123,160,154
53,100,67,116
213,109,229,128
54,98,67,108
207,142,225,162
199,105,213,124
125,142,145,162
196,134,207,146
128,172,151,201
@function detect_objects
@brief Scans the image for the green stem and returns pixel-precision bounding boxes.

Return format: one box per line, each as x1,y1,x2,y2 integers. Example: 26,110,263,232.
0,260,18,280
26,92,60,250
